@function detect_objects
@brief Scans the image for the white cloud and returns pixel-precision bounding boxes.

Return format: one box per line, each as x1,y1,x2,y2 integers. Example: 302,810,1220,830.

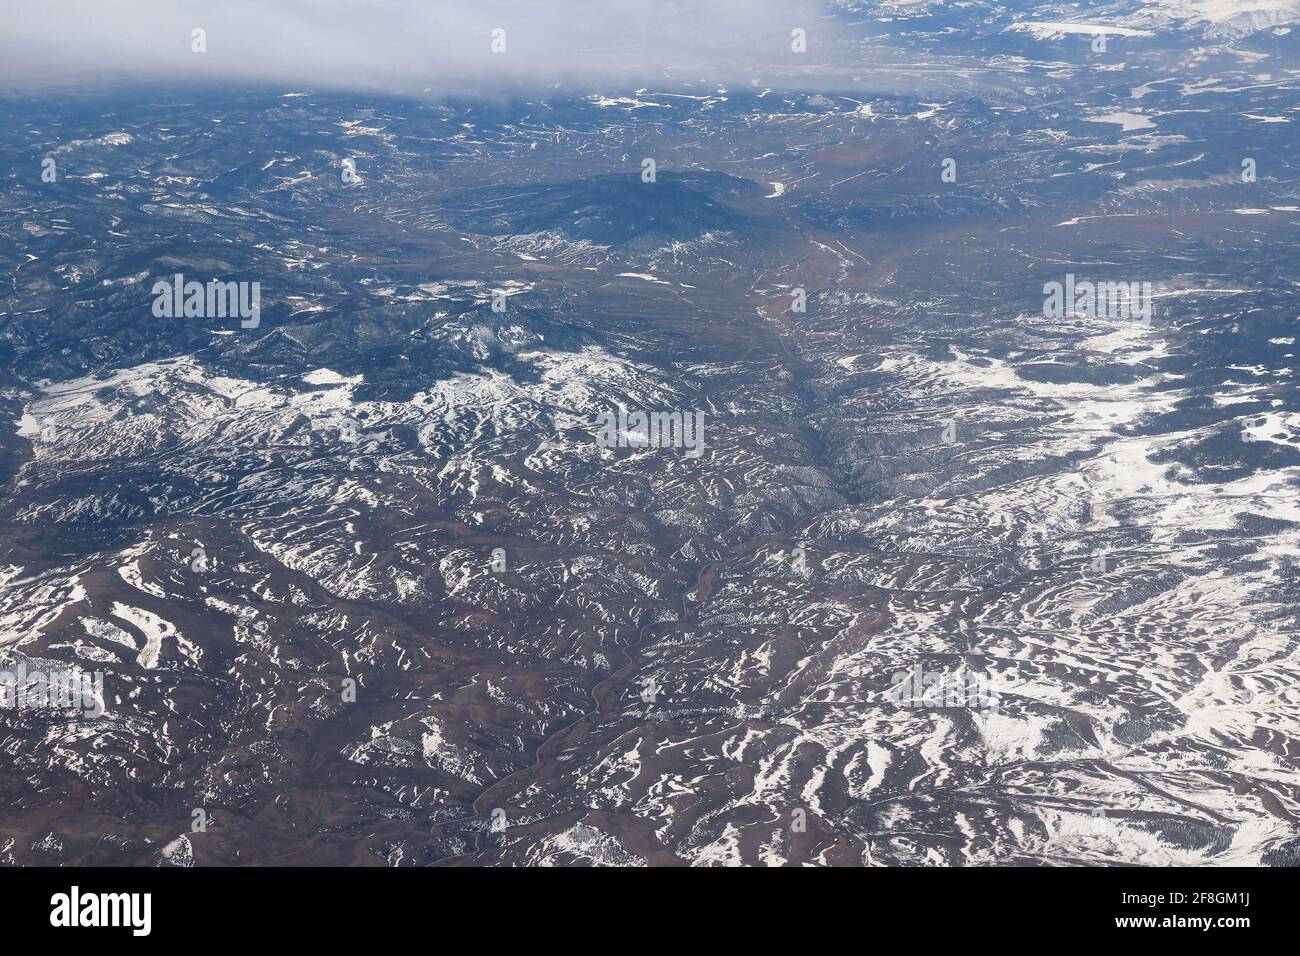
2,0,830,93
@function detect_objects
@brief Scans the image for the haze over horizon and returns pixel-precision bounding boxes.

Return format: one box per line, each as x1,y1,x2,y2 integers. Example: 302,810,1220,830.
1,0,834,94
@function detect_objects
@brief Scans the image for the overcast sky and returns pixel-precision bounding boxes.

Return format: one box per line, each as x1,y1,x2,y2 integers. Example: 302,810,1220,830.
2,0,835,93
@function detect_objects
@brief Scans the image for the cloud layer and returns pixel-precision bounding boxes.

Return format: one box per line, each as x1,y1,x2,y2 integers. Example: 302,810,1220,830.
3,0,832,93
